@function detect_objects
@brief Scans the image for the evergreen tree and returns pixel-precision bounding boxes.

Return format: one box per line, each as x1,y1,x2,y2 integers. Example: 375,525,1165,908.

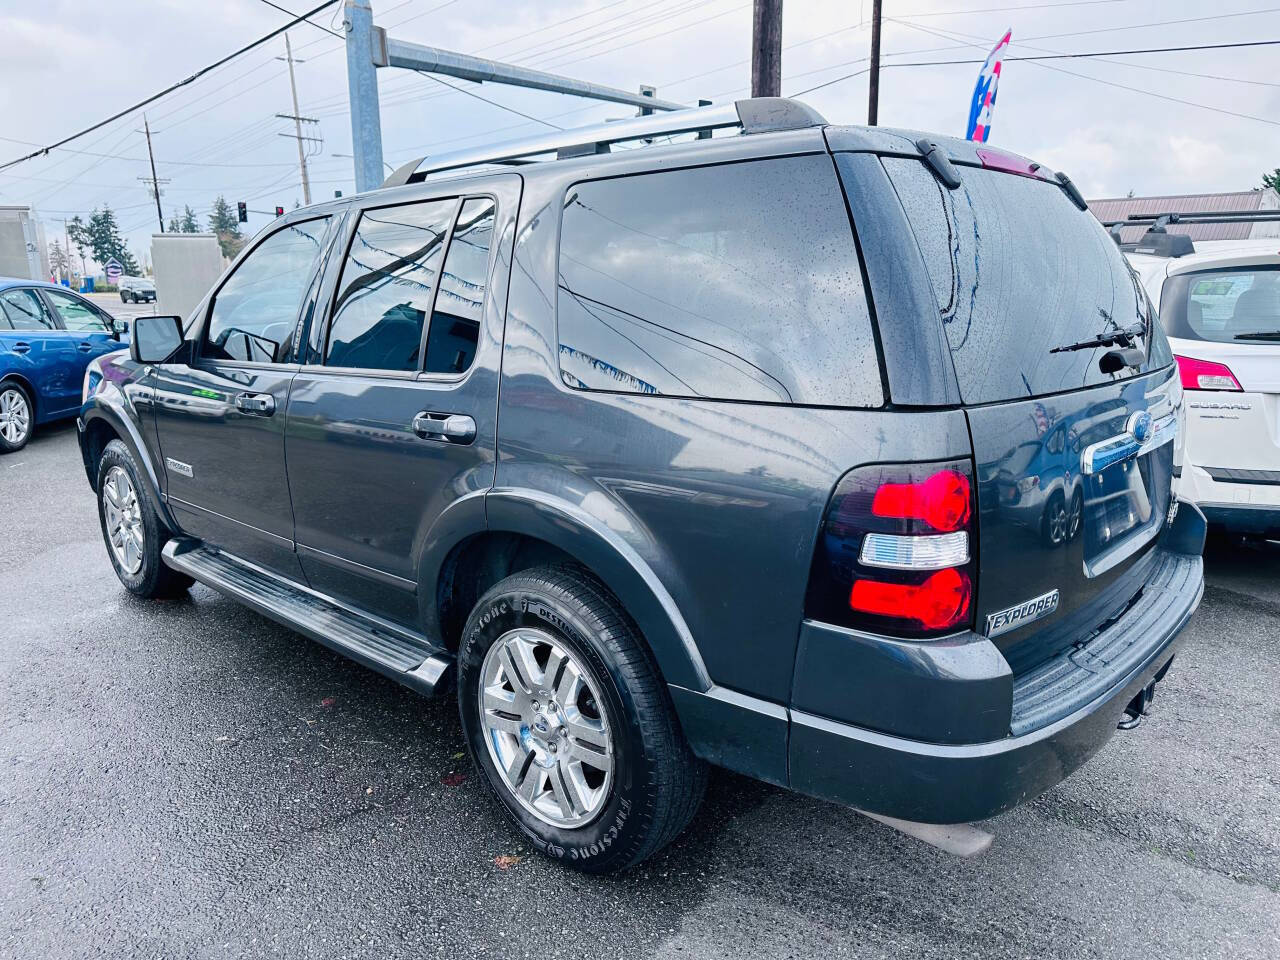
208,195,244,258
1264,169,1280,192
180,205,200,233
48,239,71,281
85,206,140,275
67,215,89,272
166,210,182,233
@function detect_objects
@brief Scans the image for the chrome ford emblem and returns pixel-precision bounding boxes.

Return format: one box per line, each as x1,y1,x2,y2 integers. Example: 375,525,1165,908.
1127,411,1153,444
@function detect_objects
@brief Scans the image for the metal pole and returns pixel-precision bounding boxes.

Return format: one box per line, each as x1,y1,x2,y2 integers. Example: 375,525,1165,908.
867,0,883,126
143,115,165,232
284,34,312,205
344,0,385,193
751,0,783,98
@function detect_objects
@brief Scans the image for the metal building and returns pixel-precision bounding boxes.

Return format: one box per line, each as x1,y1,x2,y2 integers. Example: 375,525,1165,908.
1090,189,1280,244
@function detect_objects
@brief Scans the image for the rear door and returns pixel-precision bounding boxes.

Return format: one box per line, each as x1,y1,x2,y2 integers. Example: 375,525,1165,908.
40,287,123,382
285,177,516,626
0,287,77,417
881,155,1179,674
152,214,341,577
1159,261,1280,490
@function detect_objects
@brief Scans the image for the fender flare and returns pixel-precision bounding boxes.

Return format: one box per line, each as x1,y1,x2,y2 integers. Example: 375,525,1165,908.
80,389,178,531
476,488,712,692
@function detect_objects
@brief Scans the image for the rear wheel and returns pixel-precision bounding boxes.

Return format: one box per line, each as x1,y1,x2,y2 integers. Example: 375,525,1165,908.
0,381,33,453
96,439,193,598
457,564,706,872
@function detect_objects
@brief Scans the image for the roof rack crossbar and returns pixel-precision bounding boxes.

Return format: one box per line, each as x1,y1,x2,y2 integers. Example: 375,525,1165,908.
381,98,826,188
1101,210,1280,227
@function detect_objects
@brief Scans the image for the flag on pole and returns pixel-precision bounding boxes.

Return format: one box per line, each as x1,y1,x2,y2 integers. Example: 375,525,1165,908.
966,30,1012,142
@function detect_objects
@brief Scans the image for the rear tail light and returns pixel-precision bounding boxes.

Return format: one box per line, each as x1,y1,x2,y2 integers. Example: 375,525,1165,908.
1176,355,1241,391
806,459,977,639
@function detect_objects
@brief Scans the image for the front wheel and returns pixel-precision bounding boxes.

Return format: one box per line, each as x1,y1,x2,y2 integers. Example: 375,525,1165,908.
457,564,706,873
96,439,193,598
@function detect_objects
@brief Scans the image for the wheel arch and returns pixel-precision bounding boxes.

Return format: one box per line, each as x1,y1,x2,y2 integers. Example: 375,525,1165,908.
422,489,712,693
1,372,38,423
80,396,176,530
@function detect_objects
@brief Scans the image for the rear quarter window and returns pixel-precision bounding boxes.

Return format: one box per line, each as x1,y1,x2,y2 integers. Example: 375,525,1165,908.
556,155,883,407
883,157,1171,404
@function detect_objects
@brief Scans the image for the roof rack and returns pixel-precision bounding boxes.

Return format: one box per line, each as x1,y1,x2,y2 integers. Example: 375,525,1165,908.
1100,209,1280,258
381,97,827,188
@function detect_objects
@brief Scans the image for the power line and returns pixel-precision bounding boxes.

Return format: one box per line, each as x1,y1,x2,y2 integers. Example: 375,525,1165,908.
0,0,340,172
418,74,565,129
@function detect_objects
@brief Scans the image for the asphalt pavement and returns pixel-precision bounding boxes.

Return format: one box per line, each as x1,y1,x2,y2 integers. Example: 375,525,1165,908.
2,423,1277,959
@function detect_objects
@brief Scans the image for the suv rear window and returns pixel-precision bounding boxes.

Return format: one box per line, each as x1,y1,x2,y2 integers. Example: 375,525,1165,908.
556,156,883,407
1159,265,1280,343
883,157,1171,404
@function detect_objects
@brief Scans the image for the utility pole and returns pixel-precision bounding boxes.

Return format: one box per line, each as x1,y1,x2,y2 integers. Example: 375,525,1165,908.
279,33,313,205
867,0,883,126
140,115,167,233
751,0,783,98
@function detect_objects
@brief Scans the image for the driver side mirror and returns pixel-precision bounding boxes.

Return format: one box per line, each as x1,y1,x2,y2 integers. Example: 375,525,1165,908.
130,314,185,364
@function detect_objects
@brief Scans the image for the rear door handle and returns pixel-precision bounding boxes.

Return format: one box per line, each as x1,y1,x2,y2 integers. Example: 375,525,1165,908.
11,341,29,354
412,412,476,443
78,341,93,352
234,392,276,416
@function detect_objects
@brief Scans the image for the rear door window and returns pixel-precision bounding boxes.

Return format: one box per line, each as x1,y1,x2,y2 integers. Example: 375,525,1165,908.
326,198,457,373
43,289,112,333
0,289,57,330
1159,266,1280,343
882,157,1171,404
556,156,883,407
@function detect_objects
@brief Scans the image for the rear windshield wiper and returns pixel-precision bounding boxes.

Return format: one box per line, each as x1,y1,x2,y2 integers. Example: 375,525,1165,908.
1049,323,1145,354
1232,330,1280,341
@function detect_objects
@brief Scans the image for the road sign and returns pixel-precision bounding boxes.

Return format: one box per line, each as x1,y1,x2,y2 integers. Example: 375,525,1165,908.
104,258,123,284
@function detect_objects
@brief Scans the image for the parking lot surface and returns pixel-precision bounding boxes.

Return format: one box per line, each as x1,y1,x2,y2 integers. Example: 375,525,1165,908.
2,423,1277,959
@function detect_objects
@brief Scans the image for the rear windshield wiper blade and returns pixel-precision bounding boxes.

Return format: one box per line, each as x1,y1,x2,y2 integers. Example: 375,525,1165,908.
1232,330,1280,341
1049,323,1145,354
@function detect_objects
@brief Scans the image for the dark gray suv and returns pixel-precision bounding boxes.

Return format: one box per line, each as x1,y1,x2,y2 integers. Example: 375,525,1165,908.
78,99,1205,872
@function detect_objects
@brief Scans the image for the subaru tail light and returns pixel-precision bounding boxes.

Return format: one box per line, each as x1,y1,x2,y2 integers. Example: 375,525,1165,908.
806,460,977,639
1175,355,1241,391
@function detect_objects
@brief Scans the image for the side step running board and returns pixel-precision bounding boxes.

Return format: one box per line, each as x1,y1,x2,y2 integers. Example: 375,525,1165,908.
162,539,452,697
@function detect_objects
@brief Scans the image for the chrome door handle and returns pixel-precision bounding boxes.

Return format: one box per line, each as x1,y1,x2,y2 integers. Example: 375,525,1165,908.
11,342,29,354
234,392,275,416
412,412,476,443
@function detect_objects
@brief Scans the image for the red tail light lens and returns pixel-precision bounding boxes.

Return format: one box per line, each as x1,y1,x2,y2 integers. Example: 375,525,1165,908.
849,568,972,632
871,469,971,532
1176,354,1241,391
805,459,977,639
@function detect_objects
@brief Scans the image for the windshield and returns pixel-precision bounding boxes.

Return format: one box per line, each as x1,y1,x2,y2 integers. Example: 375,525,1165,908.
882,157,1173,404
1160,265,1280,343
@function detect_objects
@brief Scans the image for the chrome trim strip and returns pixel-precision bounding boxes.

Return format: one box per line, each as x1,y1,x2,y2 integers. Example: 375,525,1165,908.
1080,413,1176,476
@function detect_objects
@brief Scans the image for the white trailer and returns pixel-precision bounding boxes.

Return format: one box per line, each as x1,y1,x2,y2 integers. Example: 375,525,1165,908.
0,206,51,281
150,233,226,320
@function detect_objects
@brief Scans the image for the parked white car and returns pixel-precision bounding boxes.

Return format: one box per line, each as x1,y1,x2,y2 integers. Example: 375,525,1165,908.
1125,232,1280,538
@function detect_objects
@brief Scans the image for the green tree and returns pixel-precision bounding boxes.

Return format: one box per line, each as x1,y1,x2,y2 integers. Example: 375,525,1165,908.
166,210,182,233
208,195,244,258
180,205,200,233
48,239,71,281
67,215,89,272
1263,169,1280,192
84,205,140,276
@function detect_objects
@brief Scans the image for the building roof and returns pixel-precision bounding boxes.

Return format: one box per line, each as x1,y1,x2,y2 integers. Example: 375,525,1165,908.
1089,189,1280,242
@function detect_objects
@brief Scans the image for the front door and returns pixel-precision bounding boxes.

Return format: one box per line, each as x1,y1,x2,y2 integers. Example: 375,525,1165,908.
152,214,340,576
286,181,515,627
40,288,126,407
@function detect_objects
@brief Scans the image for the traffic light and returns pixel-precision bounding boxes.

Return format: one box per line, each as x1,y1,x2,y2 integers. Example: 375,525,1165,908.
274,206,285,217
236,201,247,223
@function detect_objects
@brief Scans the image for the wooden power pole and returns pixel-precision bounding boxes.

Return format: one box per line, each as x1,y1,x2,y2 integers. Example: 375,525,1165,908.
751,0,783,98
867,0,883,125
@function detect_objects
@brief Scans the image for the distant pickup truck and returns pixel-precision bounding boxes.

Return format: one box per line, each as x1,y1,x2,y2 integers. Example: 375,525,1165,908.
118,276,156,304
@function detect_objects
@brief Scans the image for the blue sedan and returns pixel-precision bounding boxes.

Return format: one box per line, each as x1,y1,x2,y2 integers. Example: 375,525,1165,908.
0,278,127,452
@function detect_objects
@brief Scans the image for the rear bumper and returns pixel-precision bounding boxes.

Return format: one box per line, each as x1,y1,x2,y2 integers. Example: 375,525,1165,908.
1199,502,1280,536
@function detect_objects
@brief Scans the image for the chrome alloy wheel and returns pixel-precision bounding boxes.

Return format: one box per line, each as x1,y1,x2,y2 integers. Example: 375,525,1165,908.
0,388,30,446
479,628,614,829
102,465,144,575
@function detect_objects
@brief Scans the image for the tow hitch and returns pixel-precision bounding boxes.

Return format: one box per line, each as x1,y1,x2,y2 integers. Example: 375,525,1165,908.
1118,683,1155,730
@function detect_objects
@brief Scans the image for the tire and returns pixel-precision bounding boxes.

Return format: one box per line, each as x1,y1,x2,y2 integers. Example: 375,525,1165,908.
1042,491,1068,546
96,439,193,599
120,292,128,303
457,564,706,873
0,380,34,453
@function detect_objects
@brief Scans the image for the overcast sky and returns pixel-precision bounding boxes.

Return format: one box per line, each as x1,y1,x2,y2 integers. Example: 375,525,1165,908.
2,0,1277,266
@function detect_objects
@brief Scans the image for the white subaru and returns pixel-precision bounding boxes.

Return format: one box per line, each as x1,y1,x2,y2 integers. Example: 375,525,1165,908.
1123,222,1280,538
